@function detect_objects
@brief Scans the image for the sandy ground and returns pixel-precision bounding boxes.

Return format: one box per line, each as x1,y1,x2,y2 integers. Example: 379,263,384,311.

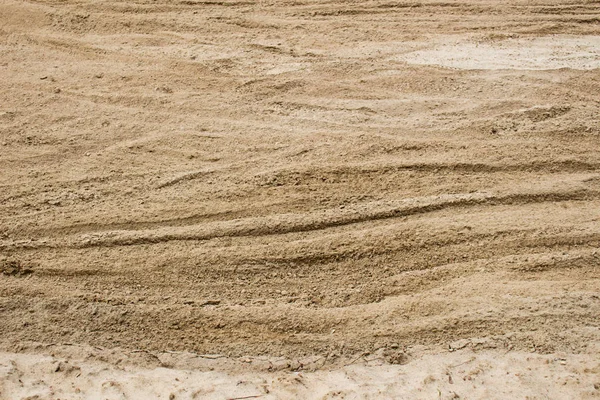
1,0,600,397
2,344,600,399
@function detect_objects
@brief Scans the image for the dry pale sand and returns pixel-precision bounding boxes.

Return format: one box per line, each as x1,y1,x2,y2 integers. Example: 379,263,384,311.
2,343,600,399
1,0,600,398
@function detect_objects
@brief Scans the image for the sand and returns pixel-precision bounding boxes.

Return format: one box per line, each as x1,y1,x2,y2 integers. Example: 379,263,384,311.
2,344,600,399
1,0,600,397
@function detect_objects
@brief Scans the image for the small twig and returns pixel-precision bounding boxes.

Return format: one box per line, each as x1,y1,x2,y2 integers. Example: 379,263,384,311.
197,354,226,359
449,356,476,369
345,352,368,366
227,396,263,400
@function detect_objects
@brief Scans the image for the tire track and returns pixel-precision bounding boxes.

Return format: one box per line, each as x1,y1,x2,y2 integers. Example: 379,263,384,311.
255,160,600,187
2,187,598,251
